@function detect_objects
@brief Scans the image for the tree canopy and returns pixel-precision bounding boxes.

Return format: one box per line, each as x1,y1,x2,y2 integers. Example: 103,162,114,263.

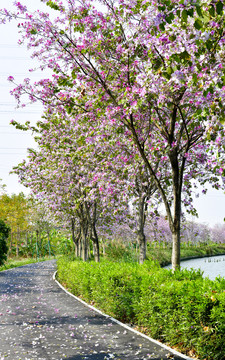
1,0,225,269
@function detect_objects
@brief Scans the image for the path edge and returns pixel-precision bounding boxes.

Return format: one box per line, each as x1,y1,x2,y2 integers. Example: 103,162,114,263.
53,271,195,360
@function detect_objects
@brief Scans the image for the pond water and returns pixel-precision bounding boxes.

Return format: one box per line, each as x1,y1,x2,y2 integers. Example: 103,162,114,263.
165,254,225,280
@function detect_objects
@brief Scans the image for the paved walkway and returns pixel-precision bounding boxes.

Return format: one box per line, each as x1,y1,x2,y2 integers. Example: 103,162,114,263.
0,260,193,360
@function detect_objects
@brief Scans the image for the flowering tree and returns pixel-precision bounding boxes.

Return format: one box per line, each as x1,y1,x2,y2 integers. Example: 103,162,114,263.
13,110,135,261
211,223,225,243
14,107,159,262
1,0,225,270
145,214,172,244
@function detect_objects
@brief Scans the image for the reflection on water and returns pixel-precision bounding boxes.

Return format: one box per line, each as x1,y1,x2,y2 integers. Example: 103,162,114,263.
166,255,225,280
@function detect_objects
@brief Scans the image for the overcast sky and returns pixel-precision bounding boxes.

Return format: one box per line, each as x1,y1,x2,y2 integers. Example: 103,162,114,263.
0,0,224,226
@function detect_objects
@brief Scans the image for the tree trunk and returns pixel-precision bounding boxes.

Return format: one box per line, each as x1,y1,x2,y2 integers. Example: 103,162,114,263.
86,201,100,262
75,241,79,258
93,242,100,262
79,236,82,258
169,147,184,272
92,225,100,263
171,229,180,272
91,211,100,263
102,239,106,256
137,196,147,264
71,218,79,258
81,225,88,261
168,188,182,272
138,231,146,265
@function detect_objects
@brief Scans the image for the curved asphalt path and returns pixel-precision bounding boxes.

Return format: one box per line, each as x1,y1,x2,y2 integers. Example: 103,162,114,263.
0,260,193,360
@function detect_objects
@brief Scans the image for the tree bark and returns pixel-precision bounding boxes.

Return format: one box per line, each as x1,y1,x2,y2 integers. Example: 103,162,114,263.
92,223,100,263
169,147,183,272
86,201,100,262
71,218,80,258
138,231,146,264
81,223,88,261
93,241,100,262
137,196,147,264
91,203,100,262
102,239,106,256
172,228,180,272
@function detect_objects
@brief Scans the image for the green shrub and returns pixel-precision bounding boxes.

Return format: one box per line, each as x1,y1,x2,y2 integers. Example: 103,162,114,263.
0,219,10,266
57,257,225,360
105,241,138,262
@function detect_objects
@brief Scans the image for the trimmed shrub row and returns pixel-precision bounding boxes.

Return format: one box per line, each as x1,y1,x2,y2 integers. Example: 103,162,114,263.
57,257,225,360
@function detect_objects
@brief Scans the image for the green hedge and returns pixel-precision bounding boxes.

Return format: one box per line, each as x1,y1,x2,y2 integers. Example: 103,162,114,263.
57,257,225,360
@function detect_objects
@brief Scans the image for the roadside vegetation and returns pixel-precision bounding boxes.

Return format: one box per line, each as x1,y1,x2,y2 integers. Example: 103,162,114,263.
57,246,225,360
0,256,55,272
1,192,225,359
0,219,10,266
147,241,225,267
1,208,225,359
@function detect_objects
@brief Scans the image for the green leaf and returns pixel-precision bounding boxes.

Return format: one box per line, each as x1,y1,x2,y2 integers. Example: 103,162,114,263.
162,71,171,80
188,8,194,17
71,70,77,79
159,23,165,31
203,86,214,97
209,5,215,17
216,1,223,15
192,73,198,84
170,53,180,63
167,66,173,75
180,50,191,61
196,5,203,18
158,5,166,11
206,40,213,51
194,19,203,30
169,35,176,42
182,10,188,22
46,1,60,10
209,85,214,94
30,29,37,35
165,13,174,24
